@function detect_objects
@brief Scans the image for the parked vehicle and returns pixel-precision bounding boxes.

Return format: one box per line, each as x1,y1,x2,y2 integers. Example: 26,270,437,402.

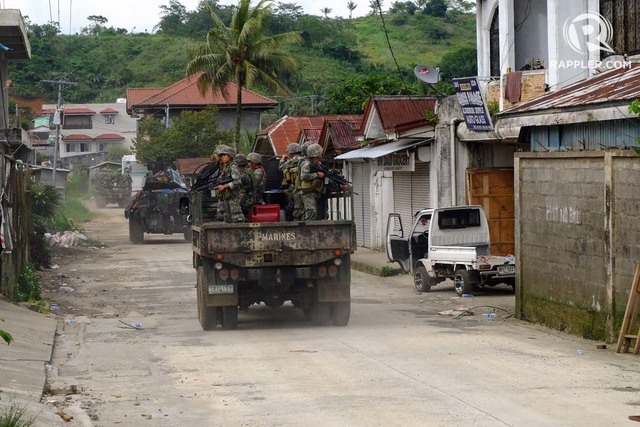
94,169,131,208
386,206,515,296
124,169,190,244
181,183,356,330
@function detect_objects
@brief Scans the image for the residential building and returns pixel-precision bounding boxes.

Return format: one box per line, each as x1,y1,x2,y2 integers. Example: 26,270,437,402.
126,72,277,133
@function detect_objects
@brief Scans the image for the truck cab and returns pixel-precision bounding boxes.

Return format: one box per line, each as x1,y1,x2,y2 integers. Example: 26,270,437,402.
386,206,515,296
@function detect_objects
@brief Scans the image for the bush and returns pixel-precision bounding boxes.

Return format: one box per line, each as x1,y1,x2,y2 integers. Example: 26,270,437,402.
29,182,59,225
17,263,41,302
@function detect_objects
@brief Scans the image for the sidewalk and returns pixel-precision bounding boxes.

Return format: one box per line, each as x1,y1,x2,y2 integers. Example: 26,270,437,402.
350,247,404,277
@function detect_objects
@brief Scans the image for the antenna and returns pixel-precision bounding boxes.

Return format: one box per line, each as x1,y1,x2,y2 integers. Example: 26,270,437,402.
414,64,445,96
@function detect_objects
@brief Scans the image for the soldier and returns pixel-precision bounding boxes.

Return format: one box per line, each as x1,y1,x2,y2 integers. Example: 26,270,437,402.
234,153,254,221
247,152,266,205
280,143,303,221
214,146,245,223
212,144,229,222
299,143,325,221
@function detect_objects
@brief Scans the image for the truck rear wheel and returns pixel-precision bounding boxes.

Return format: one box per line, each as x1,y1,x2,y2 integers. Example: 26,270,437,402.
129,219,144,244
414,266,434,293
454,270,475,296
330,301,350,326
312,302,331,326
221,306,238,330
198,291,217,331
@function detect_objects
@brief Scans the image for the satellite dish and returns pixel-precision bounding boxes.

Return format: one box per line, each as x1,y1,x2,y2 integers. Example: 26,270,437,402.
414,65,441,84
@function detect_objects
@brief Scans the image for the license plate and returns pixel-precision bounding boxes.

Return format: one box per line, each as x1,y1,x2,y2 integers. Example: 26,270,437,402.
498,265,515,275
208,284,234,294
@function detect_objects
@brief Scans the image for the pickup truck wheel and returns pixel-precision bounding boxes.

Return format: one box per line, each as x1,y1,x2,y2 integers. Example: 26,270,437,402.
330,301,350,326
221,306,239,330
129,219,144,244
414,266,433,293
313,302,331,326
454,270,475,296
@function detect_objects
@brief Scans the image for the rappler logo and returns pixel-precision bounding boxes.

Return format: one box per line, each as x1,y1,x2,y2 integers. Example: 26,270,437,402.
563,12,615,55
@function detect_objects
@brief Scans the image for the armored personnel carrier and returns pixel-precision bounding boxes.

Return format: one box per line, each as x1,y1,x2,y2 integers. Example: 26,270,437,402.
94,169,132,208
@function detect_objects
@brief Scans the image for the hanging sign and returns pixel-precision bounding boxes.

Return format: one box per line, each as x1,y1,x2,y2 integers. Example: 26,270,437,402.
453,77,494,131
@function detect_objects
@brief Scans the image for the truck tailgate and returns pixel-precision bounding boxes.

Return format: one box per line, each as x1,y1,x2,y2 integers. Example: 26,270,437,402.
195,220,355,266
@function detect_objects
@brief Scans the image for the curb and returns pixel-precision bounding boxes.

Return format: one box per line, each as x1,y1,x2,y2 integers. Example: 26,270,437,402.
350,259,404,277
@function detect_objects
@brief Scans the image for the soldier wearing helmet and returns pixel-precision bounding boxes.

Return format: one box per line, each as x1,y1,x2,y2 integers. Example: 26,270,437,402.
247,153,266,205
215,146,244,223
234,154,254,220
299,143,325,220
279,143,303,220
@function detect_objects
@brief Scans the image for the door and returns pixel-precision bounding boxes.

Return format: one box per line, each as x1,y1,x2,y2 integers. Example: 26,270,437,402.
352,162,372,247
386,213,411,273
393,162,431,232
466,168,514,255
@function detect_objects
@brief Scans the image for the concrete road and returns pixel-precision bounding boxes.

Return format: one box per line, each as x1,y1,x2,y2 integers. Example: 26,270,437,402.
41,203,640,426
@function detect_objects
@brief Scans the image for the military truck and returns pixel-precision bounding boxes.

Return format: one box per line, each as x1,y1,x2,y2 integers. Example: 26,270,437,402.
94,169,132,208
124,169,191,244
182,186,356,331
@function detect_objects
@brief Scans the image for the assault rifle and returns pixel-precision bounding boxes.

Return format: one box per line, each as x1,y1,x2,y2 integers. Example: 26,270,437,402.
310,163,351,187
190,168,233,193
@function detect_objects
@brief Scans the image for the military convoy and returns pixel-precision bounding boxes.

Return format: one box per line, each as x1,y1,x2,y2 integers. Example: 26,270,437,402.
94,169,132,208
181,151,356,330
124,169,191,244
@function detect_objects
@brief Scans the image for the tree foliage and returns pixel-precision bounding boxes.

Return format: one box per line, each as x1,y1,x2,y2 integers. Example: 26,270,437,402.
186,0,303,148
133,107,233,162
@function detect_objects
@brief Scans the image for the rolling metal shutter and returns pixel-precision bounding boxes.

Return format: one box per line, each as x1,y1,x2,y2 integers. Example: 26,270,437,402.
352,162,372,248
393,161,430,230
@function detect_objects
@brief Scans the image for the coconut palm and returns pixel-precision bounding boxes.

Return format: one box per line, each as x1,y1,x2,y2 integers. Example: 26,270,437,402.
369,0,383,15
320,7,332,18
186,0,302,148
347,1,357,18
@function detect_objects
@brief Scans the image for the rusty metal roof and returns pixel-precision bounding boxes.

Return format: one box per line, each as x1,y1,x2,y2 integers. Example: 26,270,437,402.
321,116,362,151
364,96,437,132
176,157,212,176
501,63,640,115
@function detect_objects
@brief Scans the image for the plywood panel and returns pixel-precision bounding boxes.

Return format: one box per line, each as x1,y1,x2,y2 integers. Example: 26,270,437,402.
466,168,515,256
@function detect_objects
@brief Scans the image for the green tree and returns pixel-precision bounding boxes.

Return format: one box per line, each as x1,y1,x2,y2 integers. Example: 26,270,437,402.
438,46,477,80
423,0,447,17
347,1,357,18
186,0,303,149
81,15,109,35
156,0,189,35
320,7,333,18
134,107,233,162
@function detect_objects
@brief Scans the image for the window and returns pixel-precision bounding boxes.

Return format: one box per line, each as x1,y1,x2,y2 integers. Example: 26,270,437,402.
98,143,107,152
80,143,90,152
600,0,640,56
63,115,92,130
490,7,500,77
438,209,481,230
104,115,115,125
66,143,76,152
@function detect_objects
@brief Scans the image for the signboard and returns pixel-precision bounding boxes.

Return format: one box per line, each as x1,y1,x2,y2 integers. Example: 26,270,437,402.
373,152,415,172
452,77,493,131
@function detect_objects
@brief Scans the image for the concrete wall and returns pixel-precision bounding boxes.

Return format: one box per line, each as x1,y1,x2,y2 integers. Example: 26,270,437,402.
515,151,640,342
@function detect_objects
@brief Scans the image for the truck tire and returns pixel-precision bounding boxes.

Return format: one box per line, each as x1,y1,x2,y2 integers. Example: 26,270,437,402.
414,266,434,293
331,301,350,326
221,306,238,330
129,219,144,244
307,302,331,326
454,270,475,296
197,289,217,331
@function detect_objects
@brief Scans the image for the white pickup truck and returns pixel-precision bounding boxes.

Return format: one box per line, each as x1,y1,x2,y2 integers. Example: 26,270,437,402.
386,206,515,296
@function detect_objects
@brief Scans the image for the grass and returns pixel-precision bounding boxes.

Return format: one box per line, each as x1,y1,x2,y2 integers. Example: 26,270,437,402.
0,398,37,427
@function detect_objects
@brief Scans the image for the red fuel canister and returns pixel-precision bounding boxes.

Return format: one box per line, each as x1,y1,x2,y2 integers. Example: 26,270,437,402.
249,204,281,223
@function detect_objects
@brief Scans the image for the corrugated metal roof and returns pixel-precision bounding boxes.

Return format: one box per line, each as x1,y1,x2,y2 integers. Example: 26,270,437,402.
325,118,361,150
501,63,640,115
94,134,124,140
259,116,333,156
364,96,437,132
335,138,430,160
62,134,92,141
62,108,96,115
126,72,277,111
100,108,118,114
176,157,213,176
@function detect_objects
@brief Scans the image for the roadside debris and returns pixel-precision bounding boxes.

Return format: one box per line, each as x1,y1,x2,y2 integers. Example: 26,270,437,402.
45,231,88,248
118,320,143,329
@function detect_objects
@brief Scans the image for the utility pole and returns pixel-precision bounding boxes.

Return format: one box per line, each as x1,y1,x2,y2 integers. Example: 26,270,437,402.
42,79,78,188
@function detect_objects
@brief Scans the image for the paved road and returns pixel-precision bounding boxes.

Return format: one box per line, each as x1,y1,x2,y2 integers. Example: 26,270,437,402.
42,203,640,426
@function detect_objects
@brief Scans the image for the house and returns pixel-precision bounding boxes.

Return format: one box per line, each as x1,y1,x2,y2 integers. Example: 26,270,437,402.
335,96,438,250
176,157,212,188
126,72,277,133
37,101,138,171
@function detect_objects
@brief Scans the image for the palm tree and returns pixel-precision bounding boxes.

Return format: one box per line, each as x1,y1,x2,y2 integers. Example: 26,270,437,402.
369,0,383,15
320,7,332,18
186,0,302,148
347,1,357,18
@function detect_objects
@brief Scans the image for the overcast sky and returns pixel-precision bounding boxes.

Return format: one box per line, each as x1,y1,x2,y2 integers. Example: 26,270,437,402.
6,0,369,35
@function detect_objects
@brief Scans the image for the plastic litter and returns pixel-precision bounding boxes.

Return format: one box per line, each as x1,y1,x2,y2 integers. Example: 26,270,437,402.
45,231,88,248
133,322,142,328
482,313,497,318
462,294,474,298
576,349,583,355
58,285,74,293
50,304,60,311
65,319,76,325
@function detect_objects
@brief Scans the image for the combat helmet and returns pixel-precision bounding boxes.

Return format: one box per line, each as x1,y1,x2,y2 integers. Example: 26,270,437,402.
235,153,248,166
301,141,313,157
286,143,302,155
247,153,262,164
306,143,323,158
218,146,236,159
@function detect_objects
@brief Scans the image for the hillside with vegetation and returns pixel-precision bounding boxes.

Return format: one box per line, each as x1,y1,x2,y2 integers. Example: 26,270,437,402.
10,0,476,122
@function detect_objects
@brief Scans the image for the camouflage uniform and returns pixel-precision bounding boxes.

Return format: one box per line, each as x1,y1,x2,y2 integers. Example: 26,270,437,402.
217,149,244,223
299,143,325,221
280,143,303,221
249,166,266,204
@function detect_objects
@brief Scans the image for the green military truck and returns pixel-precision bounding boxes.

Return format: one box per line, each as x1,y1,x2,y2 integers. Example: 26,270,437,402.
94,169,132,208
183,189,356,330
